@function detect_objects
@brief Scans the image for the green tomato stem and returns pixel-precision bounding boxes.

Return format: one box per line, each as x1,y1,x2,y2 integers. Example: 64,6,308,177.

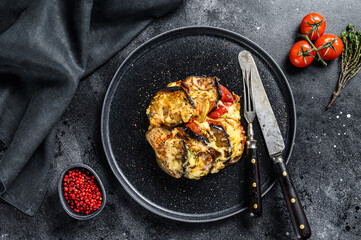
297,33,327,67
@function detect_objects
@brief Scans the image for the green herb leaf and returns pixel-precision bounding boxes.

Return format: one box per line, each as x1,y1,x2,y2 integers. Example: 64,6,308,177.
328,24,361,109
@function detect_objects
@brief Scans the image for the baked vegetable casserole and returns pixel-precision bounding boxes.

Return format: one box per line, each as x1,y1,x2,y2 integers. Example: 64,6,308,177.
146,76,246,179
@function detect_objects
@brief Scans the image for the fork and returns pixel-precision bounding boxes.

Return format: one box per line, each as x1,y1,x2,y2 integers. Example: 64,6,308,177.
243,68,262,218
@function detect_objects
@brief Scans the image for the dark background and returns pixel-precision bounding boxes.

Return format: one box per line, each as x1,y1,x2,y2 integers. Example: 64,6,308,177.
1,0,360,239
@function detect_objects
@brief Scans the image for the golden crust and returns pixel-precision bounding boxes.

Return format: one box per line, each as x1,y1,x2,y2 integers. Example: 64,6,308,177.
146,127,185,178
146,87,196,127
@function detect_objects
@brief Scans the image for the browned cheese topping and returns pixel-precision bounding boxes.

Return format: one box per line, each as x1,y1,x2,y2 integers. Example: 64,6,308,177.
146,76,246,179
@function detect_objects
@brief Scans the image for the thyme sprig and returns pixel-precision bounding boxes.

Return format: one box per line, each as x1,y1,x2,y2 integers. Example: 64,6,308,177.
327,24,361,109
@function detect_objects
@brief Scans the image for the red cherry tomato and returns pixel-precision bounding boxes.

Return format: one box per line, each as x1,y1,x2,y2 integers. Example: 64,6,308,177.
300,13,326,40
219,85,234,102
314,34,343,60
289,40,316,68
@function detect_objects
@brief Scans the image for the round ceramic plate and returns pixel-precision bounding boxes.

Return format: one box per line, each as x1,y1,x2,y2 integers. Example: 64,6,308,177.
101,26,296,222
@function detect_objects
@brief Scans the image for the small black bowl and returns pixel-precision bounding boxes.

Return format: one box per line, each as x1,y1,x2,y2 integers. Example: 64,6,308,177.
58,163,107,220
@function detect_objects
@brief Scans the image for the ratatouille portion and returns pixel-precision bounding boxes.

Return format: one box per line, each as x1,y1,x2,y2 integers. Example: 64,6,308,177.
146,76,246,180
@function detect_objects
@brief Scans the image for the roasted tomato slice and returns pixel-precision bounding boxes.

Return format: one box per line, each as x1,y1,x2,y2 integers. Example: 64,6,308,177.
223,102,232,107
208,101,232,119
184,120,202,135
219,85,234,102
208,104,227,119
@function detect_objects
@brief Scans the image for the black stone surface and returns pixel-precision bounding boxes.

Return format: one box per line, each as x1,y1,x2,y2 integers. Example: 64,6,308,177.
1,0,361,239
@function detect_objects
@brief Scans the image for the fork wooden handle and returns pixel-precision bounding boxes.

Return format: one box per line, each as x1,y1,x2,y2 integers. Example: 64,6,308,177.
274,160,311,239
247,140,262,218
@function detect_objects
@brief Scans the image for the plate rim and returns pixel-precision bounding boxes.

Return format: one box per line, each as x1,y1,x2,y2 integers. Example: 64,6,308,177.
101,26,297,223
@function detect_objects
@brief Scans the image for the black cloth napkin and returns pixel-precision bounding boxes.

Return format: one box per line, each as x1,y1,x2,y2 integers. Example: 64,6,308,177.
0,0,182,216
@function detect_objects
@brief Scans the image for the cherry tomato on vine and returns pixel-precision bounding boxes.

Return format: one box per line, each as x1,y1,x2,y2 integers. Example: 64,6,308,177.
300,13,326,40
289,40,316,68
314,34,343,60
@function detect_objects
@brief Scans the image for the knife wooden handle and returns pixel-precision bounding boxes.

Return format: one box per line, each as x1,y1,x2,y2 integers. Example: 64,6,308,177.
274,159,311,240
247,140,262,218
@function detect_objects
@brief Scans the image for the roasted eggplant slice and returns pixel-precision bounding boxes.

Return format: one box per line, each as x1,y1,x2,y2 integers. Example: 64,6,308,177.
183,76,220,119
221,119,245,164
209,124,232,173
168,76,221,122
182,76,221,101
176,127,214,179
184,149,213,180
207,117,245,164
146,87,196,127
146,127,186,178
183,120,231,173
181,126,209,145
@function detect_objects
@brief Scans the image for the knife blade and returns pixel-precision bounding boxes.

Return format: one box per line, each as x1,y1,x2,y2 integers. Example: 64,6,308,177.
238,51,285,159
238,50,311,240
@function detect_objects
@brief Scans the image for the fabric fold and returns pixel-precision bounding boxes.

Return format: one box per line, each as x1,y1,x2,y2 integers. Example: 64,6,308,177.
0,0,182,216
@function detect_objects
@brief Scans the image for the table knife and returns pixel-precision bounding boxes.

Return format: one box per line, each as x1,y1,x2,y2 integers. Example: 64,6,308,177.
238,50,311,240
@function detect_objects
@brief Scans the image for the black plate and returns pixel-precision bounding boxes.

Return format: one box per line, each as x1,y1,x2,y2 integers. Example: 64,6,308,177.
101,26,296,222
